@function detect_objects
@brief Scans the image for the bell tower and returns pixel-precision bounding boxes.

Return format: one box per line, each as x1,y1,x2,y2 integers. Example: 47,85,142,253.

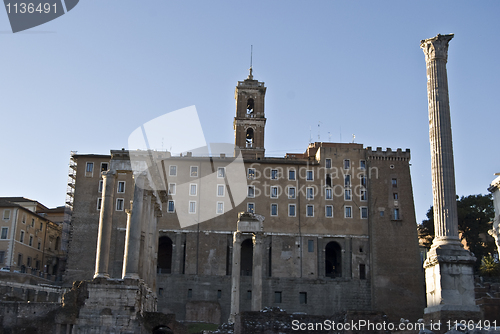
233,67,267,159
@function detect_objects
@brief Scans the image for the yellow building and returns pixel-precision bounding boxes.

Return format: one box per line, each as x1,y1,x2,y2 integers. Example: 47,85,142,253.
0,197,63,281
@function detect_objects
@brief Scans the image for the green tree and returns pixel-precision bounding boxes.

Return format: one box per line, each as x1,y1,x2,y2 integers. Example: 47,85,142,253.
418,194,496,270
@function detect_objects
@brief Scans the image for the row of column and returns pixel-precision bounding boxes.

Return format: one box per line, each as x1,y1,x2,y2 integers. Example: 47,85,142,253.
94,171,160,285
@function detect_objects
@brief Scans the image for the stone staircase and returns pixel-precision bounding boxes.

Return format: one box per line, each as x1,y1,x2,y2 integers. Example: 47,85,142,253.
475,278,500,322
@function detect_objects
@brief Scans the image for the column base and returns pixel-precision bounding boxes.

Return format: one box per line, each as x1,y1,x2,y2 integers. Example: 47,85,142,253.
93,273,110,280
122,273,140,280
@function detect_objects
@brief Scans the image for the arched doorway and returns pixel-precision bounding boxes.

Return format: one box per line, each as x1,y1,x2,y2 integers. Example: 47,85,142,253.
241,238,253,276
325,241,342,278
157,236,173,274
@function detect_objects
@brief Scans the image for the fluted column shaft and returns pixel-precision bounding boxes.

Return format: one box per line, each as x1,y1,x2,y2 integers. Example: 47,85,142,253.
94,170,117,278
122,173,145,279
229,232,242,323
421,34,459,242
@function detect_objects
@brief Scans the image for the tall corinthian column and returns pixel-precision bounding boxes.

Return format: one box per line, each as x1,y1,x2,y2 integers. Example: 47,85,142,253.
94,170,117,279
420,34,480,322
421,34,460,245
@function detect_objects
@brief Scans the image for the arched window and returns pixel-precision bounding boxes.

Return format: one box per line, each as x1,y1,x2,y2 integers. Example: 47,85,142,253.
325,241,342,278
246,128,254,147
246,98,254,114
55,237,60,251
241,238,253,276
157,236,173,274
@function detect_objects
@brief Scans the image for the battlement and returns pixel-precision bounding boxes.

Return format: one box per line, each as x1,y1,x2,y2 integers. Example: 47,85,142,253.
366,147,411,161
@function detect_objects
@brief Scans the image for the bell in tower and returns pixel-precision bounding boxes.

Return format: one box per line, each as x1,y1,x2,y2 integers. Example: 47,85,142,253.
233,67,267,160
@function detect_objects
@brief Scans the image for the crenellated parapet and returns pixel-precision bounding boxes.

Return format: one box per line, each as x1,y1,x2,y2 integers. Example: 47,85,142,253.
365,147,411,161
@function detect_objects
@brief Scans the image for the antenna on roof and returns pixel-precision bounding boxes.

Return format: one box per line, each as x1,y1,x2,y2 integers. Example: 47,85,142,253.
352,134,355,143
318,121,321,141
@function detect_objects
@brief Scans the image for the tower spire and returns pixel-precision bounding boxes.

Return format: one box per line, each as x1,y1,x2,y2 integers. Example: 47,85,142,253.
248,45,253,80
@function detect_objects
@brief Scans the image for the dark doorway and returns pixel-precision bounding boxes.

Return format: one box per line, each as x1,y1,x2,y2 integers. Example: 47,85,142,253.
157,236,173,274
325,241,342,278
241,238,253,276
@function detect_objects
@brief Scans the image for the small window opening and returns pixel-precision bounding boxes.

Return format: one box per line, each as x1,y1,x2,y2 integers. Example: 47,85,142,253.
360,264,366,279
246,128,254,147
326,174,332,187
246,98,254,114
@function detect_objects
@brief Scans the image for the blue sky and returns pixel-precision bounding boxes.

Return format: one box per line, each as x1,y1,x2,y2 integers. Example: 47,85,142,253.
1,1,499,225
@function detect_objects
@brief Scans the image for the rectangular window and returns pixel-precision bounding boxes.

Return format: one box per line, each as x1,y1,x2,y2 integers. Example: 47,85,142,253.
271,169,278,180
35,260,40,270
359,264,366,279
325,174,332,187
3,209,10,220
86,162,94,173
167,200,175,213
247,185,255,198
288,204,296,217
380,210,384,217
189,201,196,214
392,178,397,188
393,193,398,200
17,253,22,266
187,289,192,298
344,159,350,169
271,204,278,216
217,184,225,197
31,219,34,227
1,227,8,239
288,187,296,199
97,198,102,210
306,170,313,181
308,240,314,252
101,162,108,172
288,169,296,180
300,292,307,304
325,158,332,169
98,180,103,193
37,242,41,250
306,187,314,200
168,183,176,195
344,174,351,187
360,175,366,187
361,190,367,201
217,290,222,299
274,291,282,303
247,203,255,213
325,188,333,200
190,184,197,196
217,202,224,214
190,166,198,177
393,208,400,220
248,168,255,179
0,251,4,264
27,257,32,268
20,230,25,243
271,186,278,198
360,160,366,169
325,205,333,218
117,181,125,193
217,167,225,178
40,222,43,231
22,214,26,224
247,290,252,300
344,189,352,201
306,205,314,217
169,165,177,176
345,206,352,218
360,207,368,219
29,235,33,247
116,198,124,211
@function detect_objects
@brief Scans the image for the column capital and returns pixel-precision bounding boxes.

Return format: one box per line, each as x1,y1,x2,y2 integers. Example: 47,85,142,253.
420,34,454,62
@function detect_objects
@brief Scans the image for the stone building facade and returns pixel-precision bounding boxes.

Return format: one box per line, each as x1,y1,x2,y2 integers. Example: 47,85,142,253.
0,197,64,280
64,70,425,324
